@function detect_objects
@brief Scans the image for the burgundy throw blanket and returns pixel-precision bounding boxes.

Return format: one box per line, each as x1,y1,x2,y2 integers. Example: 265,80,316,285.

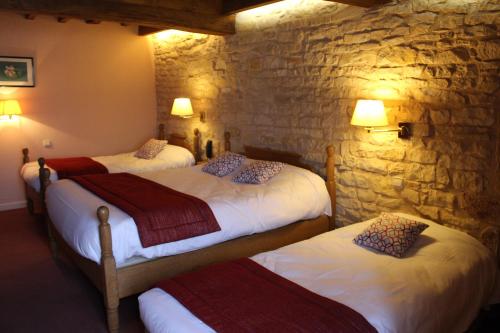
70,173,221,247
46,157,108,179
157,258,377,333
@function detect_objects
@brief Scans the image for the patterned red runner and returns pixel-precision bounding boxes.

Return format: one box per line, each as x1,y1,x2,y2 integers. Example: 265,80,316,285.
46,157,108,179
70,173,221,247
157,258,377,333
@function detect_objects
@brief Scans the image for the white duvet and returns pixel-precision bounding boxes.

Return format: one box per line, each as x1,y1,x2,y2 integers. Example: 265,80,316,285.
21,144,195,192
139,213,498,333
45,162,331,267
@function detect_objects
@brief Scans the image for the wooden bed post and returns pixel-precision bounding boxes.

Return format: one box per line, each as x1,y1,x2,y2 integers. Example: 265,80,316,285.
97,206,119,333
158,124,166,140
38,158,59,256
38,158,50,210
194,128,201,162
326,145,336,230
22,148,30,164
224,131,231,152
22,148,34,214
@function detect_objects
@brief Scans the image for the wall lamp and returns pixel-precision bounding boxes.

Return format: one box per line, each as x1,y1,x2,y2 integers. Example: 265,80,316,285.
350,99,411,139
170,97,205,122
0,99,22,121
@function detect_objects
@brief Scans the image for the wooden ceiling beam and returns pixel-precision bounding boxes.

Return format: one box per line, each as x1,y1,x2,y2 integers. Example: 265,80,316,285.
138,26,168,36
0,0,235,35
222,0,282,15
323,0,390,8
85,19,101,25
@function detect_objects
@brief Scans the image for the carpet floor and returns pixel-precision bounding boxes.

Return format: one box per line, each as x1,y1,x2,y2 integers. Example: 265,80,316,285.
0,208,142,333
1,208,499,333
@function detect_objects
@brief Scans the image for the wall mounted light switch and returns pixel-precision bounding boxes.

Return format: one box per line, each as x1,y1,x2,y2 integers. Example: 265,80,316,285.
42,139,52,148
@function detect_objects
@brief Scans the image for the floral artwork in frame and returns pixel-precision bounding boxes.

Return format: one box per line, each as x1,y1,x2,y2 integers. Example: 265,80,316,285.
0,56,35,87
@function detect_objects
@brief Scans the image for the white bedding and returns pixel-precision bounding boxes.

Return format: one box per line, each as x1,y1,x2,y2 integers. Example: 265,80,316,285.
45,162,331,267
20,144,195,192
139,213,498,333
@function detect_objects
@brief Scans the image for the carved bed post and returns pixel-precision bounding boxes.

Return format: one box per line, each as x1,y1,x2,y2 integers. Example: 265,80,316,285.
326,145,336,230
38,158,50,210
97,206,119,333
38,157,59,256
194,128,201,162
22,148,30,164
224,131,231,152
158,124,166,140
22,148,34,213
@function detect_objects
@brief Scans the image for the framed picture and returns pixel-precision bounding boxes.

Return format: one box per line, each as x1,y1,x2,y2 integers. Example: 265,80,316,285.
0,56,35,87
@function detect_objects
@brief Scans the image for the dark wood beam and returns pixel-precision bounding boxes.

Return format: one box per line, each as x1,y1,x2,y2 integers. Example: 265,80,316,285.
0,0,235,35
324,0,390,8
222,0,282,14
138,26,168,36
85,19,101,24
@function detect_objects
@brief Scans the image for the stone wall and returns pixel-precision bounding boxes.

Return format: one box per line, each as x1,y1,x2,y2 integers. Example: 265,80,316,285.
152,0,500,234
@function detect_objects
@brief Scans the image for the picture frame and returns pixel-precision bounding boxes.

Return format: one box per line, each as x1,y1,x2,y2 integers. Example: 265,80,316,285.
0,56,35,87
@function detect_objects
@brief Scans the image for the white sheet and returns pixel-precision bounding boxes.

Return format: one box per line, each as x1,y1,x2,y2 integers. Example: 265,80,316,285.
139,213,498,333
45,162,331,266
20,144,195,192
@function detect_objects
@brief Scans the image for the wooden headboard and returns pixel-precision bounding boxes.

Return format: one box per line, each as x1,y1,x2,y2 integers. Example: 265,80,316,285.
168,133,191,151
158,124,201,160
242,144,336,229
243,145,312,171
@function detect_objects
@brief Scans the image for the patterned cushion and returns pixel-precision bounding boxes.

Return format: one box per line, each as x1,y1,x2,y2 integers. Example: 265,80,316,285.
134,139,168,159
353,213,429,258
232,160,285,184
202,152,245,177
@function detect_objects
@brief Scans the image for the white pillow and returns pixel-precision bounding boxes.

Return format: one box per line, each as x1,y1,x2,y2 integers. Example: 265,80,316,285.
134,139,168,159
155,144,196,166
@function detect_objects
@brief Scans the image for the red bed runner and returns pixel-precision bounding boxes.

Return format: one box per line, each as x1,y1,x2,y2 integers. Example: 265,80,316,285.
46,157,108,179
69,172,221,247
157,258,377,333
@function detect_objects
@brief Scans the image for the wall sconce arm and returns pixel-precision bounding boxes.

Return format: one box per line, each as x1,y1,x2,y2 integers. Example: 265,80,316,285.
366,122,411,139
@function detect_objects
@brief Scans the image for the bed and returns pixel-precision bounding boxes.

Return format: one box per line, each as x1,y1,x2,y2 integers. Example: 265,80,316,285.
21,124,197,215
42,142,336,333
138,212,500,333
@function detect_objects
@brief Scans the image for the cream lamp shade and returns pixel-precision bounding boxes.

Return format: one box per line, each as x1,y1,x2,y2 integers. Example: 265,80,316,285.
351,99,388,127
171,98,193,118
0,99,22,118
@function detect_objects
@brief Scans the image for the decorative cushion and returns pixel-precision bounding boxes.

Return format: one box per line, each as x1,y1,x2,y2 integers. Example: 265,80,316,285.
353,213,429,258
134,139,168,160
232,160,285,184
202,152,245,177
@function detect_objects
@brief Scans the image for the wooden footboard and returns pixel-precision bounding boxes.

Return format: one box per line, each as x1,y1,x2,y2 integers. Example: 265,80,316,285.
44,144,336,333
47,211,330,333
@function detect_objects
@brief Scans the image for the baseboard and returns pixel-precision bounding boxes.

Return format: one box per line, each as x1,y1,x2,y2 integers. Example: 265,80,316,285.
0,200,27,211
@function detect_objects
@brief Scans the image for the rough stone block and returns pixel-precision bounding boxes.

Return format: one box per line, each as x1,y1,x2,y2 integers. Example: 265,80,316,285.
430,109,450,125
405,164,436,182
452,171,483,192
356,158,388,174
357,188,378,203
402,188,420,205
415,205,440,221
426,190,456,208
406,148,438,164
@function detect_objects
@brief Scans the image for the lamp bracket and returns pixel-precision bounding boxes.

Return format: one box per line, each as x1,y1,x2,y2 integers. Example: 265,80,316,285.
366,122,411,139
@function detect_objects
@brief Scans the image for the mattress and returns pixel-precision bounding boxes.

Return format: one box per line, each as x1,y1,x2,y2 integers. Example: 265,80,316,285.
139,213,499,333
20,144,195,192
45,162,331,267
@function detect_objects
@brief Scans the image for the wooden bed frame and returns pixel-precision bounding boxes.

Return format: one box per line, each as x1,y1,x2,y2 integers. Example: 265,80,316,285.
42,142,336,333
21,124,199,216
